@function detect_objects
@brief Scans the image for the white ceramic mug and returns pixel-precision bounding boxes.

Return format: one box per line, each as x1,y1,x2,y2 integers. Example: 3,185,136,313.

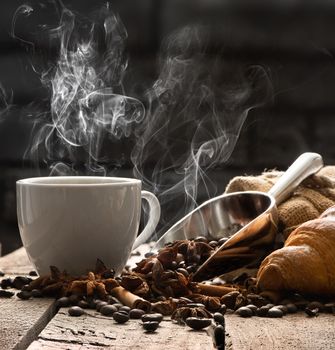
16,176,160,276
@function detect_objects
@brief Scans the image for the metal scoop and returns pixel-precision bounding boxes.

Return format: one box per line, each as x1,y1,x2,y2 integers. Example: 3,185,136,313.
153,152,323,281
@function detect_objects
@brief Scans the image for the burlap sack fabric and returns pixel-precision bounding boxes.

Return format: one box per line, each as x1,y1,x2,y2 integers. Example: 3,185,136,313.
225,166,335,240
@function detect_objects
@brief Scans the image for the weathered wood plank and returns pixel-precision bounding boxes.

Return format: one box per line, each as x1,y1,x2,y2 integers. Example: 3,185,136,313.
225,313,335,350
0,248,56,350
28,308,215,350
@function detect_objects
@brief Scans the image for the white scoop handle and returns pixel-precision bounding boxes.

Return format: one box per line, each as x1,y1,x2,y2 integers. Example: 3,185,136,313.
268,152,323,205
132,190,161,250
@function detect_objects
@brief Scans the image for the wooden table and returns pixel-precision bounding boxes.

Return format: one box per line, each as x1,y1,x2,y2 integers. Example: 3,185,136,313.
1,248,335,350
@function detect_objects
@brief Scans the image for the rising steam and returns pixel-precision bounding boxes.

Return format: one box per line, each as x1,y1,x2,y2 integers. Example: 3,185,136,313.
22,4,145,175
132,26,272,232
14,4,272,241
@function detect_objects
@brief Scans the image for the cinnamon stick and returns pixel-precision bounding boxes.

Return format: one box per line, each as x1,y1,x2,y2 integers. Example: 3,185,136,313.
194,283,236,297
111,286,151,312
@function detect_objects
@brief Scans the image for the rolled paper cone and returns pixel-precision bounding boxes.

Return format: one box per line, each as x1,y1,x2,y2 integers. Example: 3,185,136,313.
194,283,236,297
111,286,151,312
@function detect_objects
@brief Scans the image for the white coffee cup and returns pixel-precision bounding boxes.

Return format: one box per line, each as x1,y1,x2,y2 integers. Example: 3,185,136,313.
16,176,160,276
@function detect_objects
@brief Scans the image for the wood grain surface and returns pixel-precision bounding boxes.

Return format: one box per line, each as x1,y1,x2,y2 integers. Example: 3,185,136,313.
2,247,335,350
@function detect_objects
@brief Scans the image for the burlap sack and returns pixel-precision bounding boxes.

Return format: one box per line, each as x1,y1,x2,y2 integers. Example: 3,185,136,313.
225,166,335,239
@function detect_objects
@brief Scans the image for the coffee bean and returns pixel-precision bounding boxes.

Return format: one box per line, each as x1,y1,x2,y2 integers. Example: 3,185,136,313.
256,306,270,317
209,240,218,248
170,261,178,270
100,305,118,316
112,303,124,310
119,306,131,313
194,236,208,243
108,296,121,305
68,306,85,317
96,301,108,311
0,290,14,298
1,278,13,289
268,307,283,318
13,276,32,290
186,265,197,274
78,300,89,309
176,268,189,278
286,303,298,313
29,271,38,276
305,307,319,317
57,297,71,307
236,307,253,318
0,271,5,277
21,285,31,292
246,304,258,315
218,304,227,315
275,305,288,315
113,311,130,323
186,303,206,309
185,317,212,330
324,303,335,313
31,289,43,298
213,312,225,325
129,308,145,319
214,324,225,349
178,261,186,269
142,321,159,332
17,291,32,300
218,237,229,246
307,301,324,312
141,313,163,323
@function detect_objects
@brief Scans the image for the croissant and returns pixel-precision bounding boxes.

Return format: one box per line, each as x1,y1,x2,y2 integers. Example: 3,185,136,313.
256,205,335,296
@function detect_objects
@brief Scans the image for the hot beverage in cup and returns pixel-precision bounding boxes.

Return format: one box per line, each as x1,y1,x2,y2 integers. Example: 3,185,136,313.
17,176,160,276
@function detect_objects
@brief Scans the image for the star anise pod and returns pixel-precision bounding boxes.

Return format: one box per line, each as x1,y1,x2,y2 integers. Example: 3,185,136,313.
120,272,150,298
190,293,221,311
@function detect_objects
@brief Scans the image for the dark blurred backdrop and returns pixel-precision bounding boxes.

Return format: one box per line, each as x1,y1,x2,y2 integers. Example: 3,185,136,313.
1,0,335,255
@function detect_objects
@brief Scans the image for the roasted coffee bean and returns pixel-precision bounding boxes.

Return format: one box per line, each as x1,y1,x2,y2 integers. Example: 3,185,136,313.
112,303,124,310
176,268,189,278
57,297,71,307
141,313,163,323
119,306,131,313
256,306,270,317
194,236,208,243
144,251,155,258
13,276,32,290
0,271,5,277
305,307,319,317
68,306,85,317
208,240,218,248
178,261,186,269
113,311,130,323
108,296,121,305
96,301,108,311
129,308,146,319
246,304,258,315
0,290,14,298
286,303,298,313
186,265,197,274
307,301,324,312
78,300,89,309
142,321,159,332
170,261,178,270
218,237,229,246
221,291,239,310
214,324,225,349
185,317,212,330
236,307,253,318
17,291,32,300
28,270,38,276
21,285,31,291
264,303,275,309
213,312,225,325
31,289,43,298
100,305,118,316
268,307,283,318
275,305,288,315
1,278,13,289
218,304,227,315
87,299,99,309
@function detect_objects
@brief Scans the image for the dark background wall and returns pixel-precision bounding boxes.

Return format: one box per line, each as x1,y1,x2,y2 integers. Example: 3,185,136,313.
1,0,335,255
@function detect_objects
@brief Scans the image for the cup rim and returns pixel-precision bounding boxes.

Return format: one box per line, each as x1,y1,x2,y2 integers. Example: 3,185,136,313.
16,176,141,187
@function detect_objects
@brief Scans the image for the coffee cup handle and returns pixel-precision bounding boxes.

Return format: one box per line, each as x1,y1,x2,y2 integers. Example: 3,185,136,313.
132,190,161,250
